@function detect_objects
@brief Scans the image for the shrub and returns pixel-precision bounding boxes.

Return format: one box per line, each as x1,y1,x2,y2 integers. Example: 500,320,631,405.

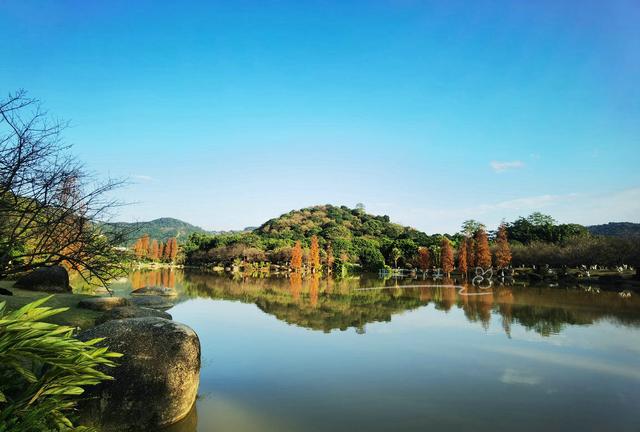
0,296,121,432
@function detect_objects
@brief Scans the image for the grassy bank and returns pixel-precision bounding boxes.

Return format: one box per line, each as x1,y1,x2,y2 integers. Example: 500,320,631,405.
0,281,101,329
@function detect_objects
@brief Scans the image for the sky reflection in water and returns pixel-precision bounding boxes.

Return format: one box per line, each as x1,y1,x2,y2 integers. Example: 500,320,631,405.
110,269,640,432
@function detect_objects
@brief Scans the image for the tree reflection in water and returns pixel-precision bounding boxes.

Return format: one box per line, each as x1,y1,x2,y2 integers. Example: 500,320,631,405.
122,269,640,337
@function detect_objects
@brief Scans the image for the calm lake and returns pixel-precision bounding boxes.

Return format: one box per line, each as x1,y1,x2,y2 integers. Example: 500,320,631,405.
108,269,640,432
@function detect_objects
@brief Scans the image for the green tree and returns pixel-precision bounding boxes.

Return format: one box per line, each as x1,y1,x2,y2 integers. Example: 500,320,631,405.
390,247,402,268
461,220,486,237
359,246,385,271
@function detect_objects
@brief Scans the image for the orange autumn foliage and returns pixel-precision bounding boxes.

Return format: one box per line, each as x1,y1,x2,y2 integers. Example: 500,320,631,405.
291,241,303,271
309,235,320,272
458,238,468,275
441,237,454,276
494,224,512,268
150,239,159,260
164,237,178,262
325,241,334,272
417,247,431,271
474,228,492,269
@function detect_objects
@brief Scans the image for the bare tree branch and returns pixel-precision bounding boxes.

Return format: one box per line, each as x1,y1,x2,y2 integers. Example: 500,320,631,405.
0,90,133,292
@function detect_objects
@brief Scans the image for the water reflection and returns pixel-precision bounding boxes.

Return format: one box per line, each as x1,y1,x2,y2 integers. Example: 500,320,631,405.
109,269,640,432
117,269,640,338
130,267,177,290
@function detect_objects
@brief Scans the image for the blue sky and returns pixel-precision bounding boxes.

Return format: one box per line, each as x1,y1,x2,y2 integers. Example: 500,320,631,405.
1,0,639,233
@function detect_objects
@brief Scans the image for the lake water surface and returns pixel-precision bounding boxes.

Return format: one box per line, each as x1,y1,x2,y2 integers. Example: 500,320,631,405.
109,269,640,432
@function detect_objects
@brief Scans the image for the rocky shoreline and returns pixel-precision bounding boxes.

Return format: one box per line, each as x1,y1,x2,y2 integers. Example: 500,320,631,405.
0,266,201,431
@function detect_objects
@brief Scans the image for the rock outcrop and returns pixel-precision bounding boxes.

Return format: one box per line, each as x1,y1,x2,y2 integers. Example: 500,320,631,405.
77,317,200,431
95,306,172,324
14,266,71,293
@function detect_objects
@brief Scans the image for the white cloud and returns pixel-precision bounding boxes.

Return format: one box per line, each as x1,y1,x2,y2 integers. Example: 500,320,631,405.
475,193,581,214
490,160,525,173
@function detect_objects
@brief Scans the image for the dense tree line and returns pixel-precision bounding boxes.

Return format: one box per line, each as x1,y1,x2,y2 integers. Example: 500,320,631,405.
184,205,639,275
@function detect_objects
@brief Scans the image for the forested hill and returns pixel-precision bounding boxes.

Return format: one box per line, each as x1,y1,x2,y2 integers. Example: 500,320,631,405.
106,218,210,245
185,204,436,270
256,205,430,244
587,222,640,238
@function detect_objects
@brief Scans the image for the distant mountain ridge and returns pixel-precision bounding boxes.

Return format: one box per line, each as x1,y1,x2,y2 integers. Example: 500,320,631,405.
106,217,210,245
106,213,640,247
587,222,640,238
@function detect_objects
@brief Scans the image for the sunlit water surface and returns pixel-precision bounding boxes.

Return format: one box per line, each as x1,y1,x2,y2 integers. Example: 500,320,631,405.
107,269,640,432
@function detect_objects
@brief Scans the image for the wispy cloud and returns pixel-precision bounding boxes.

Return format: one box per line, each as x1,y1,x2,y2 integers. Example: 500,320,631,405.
490,160,524,173
132,174,154,182
500,368,541,386
487,346,640,381
476,193,581,213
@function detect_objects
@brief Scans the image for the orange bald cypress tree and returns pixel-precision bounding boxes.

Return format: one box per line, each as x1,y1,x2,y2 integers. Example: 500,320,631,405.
165,237,178,262
158,241,165,261
309,235,320,272
133,237,144,258
467,237,476,268
494,224,512,268
150,239,159,260
458,238,468,277
140,234,150,258
291,241,303,271
418,247,431,271
441,237,454,277
474,228,492,268
134,235,150,259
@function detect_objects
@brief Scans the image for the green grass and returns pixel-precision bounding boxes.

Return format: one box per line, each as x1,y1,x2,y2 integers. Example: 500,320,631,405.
0,281,101,329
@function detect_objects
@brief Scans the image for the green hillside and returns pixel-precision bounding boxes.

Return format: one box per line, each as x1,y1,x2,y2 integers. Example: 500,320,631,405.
587,222,640,238
256,204,429,243
185,205,441,270
106,217,210,245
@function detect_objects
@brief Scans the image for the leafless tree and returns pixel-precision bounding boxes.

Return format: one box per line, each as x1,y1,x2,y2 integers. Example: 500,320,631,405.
0,90,134,289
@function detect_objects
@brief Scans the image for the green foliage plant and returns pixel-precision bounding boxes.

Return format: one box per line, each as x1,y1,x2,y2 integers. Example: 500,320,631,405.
0,296,121,432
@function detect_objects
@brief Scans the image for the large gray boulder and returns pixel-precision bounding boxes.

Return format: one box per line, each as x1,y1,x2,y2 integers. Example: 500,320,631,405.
14,266,71,293
77,318,200,431
95,306,172,324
